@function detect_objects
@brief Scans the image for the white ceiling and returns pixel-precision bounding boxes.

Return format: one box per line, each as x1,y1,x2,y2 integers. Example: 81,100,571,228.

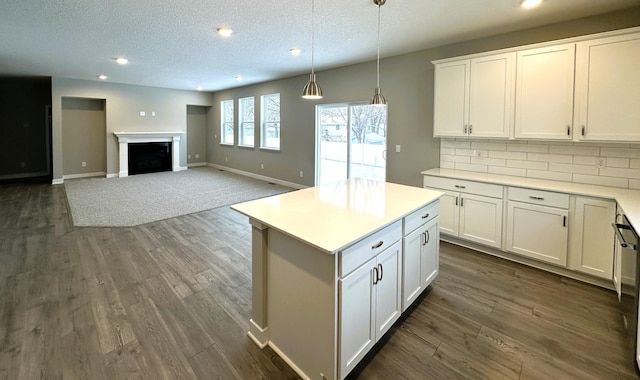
0,0,638,91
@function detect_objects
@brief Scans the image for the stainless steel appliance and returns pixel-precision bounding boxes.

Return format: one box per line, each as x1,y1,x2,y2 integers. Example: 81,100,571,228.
613,214,640,374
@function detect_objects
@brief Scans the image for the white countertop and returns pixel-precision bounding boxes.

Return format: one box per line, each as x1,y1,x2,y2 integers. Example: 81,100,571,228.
231,179,444,254
422,168,640,233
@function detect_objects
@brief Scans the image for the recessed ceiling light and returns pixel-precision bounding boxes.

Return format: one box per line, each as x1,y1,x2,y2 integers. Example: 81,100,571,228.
97,74,108,80
217,27,233,37
115,57,129,65
235,75,243,81
290,48,302,56
520,0,542,9
196,86,203,91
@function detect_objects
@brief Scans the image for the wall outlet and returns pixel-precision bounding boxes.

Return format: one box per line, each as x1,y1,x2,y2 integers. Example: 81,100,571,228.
260,163,264,169
225,156,228,162
188,154,192,159
195,154,199,159
596,157,606,169
81,161,86,167
151,111,156,117
139,111,145,116
395,145,401,153
474,150,483,159
299,171,304,178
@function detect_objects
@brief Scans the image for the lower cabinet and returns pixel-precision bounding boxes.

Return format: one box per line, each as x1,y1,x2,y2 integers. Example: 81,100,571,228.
506,187,570,266
568,197,616,279
339,240,402,378
402,216,439,311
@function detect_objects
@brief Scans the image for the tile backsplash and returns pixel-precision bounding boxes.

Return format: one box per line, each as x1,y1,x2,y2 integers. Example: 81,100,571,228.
440,139,640,190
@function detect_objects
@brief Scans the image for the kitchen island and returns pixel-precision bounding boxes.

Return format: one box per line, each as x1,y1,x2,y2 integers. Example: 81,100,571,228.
231,179,443,380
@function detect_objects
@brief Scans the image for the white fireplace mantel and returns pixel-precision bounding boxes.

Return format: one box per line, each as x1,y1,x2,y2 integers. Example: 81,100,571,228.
114,131,184,177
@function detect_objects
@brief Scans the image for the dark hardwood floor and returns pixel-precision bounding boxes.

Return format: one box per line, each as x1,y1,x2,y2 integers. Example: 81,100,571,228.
0,183,637,379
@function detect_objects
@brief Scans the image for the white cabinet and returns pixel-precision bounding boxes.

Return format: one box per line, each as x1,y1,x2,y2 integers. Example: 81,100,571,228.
339,236,402,378
433,53,514,138
574,33,640,141
514,44,575,140
424,177,503,249
402,203,439,311
568,197,616,279
506,187,569,266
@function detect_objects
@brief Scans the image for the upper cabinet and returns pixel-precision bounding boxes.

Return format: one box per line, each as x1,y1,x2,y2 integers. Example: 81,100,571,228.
432,28,640,143
514,44,575,140
433,53,514,139
574,33,640,142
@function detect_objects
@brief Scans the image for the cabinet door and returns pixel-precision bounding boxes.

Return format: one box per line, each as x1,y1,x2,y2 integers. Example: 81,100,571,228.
568,197,615,279
374,241,402,339
514,44,575,139
468,53,514,138
339,257,375,378
434,190,459,236
459,194,503,249
506,201,569,266
402,227,423,311
574,33,640,141
421,217,440,288
434,60,469,137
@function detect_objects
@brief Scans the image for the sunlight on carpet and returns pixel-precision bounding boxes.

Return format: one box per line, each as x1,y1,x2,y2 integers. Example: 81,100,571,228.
64,167,294,227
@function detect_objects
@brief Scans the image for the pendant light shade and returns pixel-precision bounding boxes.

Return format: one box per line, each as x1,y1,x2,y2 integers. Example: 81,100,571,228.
302,73,323,99
302,0,323,99
371,0,387,106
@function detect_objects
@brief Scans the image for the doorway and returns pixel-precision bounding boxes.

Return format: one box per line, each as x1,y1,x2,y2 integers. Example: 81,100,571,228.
316,103,387,185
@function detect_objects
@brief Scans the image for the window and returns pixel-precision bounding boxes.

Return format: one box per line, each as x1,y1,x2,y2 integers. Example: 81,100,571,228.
220,99,234,145
239,96,255,147
261,93,280,150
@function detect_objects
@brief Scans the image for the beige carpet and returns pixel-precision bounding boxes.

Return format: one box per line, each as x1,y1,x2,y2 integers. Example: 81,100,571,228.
64,167,293,227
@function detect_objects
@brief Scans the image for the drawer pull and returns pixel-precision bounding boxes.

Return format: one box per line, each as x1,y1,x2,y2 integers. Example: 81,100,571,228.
529,196,545,200
454,185,466,189
371,241,384,249
421,213,430,219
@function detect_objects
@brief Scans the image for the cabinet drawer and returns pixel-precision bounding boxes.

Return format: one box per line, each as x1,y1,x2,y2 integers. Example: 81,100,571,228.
340,220,402,278
404,201,439,235
424,176,503,198
508,187,569,209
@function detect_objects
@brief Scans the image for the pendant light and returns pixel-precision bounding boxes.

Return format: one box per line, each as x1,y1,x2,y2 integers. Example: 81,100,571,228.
371,0,387,106
302,0,323,99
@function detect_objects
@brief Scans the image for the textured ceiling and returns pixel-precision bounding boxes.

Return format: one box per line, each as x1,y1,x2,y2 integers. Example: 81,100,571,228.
0,0,638,91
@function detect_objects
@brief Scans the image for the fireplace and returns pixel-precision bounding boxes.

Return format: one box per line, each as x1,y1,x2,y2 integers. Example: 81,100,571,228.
128,142,172,175
113,131,184,177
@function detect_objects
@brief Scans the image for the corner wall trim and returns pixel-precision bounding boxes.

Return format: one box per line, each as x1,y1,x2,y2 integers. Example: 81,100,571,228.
62,171,107,180
207,163,307,189
52,178,64,185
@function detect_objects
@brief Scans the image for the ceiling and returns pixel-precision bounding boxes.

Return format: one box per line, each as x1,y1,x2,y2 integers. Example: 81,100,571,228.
1,0,639,92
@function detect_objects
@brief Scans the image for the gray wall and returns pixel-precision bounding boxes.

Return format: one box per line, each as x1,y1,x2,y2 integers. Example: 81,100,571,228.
186,105,209,165
210,6,640,188
61,97,106,176
51,78,214,181
0,76,51,181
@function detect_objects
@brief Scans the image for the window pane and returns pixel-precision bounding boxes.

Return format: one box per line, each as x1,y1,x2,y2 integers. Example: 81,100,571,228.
239,97,255,147
221,100,234,144
261,93,280,149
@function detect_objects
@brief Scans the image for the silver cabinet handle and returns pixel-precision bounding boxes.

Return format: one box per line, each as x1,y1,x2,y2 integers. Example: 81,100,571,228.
455,196,459,206
372,266,379,285
426,230,430,244
529,196,544,200
469,124,473,134
378,263,383,282
567,125,571,136
454,185,466,189
581,125,586,136
421,213,430,219
460,197,464,207
463,125,468,134
371,241,384,249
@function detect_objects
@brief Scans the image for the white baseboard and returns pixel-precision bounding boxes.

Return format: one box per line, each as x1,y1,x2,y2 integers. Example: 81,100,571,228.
174,166,188,172
247,319,269,348
62,171,107,180
52,178,64,185
188,162,207,168
268,341,311,380
208,163,307,189
106,173,118,179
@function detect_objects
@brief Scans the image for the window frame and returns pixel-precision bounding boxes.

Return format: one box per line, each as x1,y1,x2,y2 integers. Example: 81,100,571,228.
220,99,234,145
238,96,255,147
260,93,281,150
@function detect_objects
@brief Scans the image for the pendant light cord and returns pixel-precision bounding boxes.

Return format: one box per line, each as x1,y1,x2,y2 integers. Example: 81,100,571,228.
376,2,381,88
311,0,315,75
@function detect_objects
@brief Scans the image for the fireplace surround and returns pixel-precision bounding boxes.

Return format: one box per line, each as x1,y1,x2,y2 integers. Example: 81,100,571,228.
114,131,184,177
